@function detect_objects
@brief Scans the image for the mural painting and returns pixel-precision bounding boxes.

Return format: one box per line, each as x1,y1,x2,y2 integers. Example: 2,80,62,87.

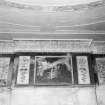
35,56,73,85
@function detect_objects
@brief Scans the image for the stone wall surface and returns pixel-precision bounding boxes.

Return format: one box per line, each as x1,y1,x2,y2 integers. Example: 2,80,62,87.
96,85,105,105
0,87,97,105
0,89,11,105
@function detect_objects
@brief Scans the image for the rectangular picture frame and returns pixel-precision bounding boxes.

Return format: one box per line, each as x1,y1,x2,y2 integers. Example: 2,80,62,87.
35,55,73,86
72,53,94,86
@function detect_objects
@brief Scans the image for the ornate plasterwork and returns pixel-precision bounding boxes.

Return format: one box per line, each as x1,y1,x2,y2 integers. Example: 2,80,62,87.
0,40,92,53
13,39,92,52
1,40,105,54
0,41,14,54
92,41,105,54
1,0,105,12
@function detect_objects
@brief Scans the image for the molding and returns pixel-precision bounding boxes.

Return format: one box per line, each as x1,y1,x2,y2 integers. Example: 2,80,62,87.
13,39,92,41
0,30,105,34
94,41,105,43
1,39,105,54
13,40,92,52
0,39,92,53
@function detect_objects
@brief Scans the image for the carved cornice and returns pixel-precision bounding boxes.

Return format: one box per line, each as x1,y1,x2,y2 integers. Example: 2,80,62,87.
0,39,92,53
0,40,14,54
1,0,104,12
1,40,105,54
13,39,93,52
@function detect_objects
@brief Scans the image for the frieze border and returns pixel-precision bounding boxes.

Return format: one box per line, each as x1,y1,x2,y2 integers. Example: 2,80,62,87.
1,40,105,54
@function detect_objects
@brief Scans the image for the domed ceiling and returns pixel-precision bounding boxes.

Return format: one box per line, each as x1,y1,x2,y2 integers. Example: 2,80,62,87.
5,0,100,6
0,0,105,40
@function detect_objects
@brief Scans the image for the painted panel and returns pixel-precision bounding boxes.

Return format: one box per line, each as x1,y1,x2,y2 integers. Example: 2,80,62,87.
17,56,30,85
35,56,73,85
96,58,105,84
0,57,10,86
76,56,90,84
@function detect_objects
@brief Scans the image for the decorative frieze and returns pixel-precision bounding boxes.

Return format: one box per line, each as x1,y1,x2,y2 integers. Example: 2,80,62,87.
0,41,14,54
0,40,105,54
14,40,92,52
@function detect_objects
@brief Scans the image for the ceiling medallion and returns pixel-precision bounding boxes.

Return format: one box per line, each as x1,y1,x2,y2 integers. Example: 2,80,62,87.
3,0,105,11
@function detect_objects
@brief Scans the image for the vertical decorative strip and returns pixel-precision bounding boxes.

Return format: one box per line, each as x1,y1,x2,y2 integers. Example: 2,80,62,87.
0,57,10,86
17,56,30,85
96,58,105,84
76,56,90,84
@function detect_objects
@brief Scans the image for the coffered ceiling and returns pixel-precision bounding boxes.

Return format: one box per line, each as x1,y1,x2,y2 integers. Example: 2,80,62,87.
0,0,105,40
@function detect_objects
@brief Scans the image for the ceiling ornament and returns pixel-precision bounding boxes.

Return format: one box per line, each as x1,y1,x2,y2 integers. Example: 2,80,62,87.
2,0,105,12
